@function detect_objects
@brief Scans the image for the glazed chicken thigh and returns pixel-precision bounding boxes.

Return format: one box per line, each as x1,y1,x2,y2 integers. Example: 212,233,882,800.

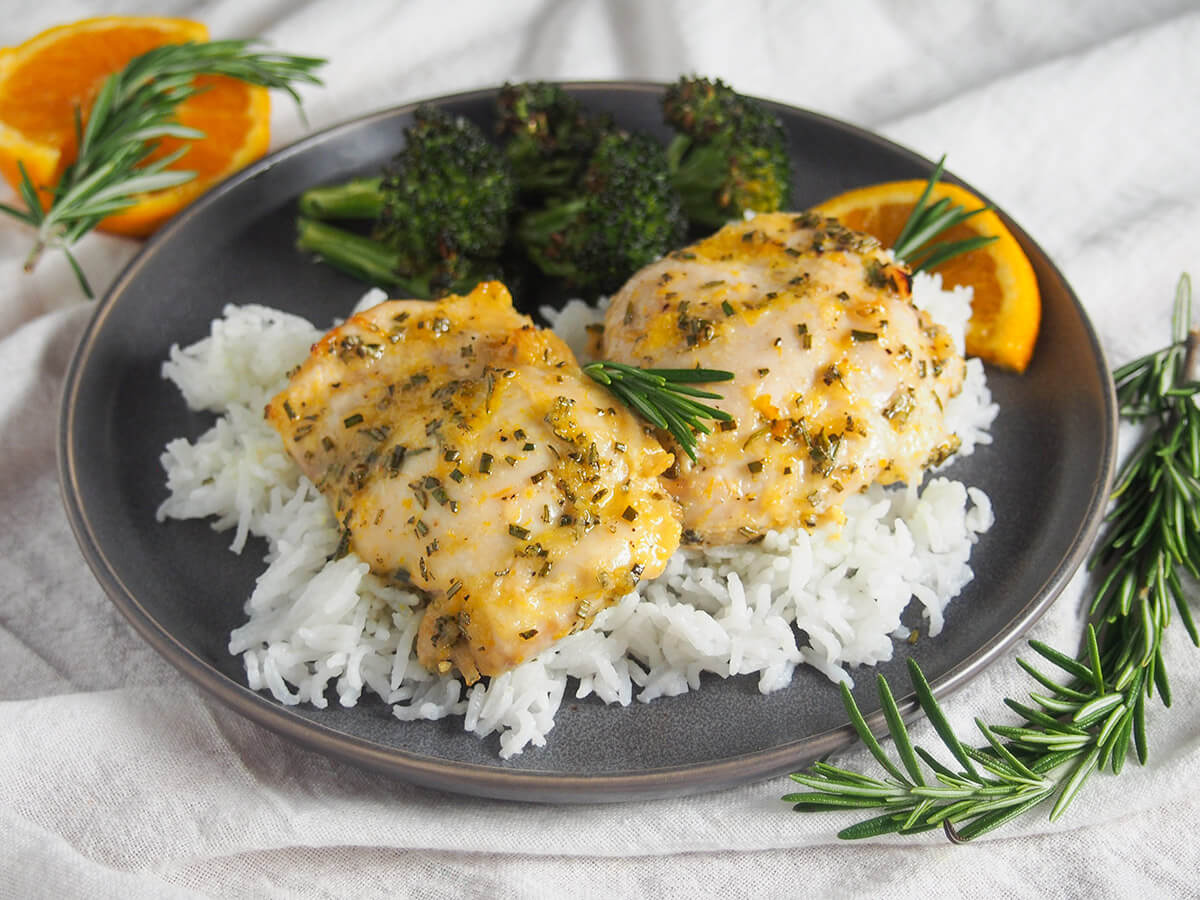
266,282,680,682
601,211,966,545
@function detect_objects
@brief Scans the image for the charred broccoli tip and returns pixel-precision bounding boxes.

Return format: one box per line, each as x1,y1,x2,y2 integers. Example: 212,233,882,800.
495,81,615,199
516,131,687,295
663,76,792,229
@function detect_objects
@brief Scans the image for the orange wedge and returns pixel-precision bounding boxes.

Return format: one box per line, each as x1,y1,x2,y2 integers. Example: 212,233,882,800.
0,16,272,237
814,178,1041,372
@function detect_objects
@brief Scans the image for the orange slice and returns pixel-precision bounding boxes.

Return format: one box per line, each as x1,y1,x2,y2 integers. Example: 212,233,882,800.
0,16,272,237
813,178,1041,372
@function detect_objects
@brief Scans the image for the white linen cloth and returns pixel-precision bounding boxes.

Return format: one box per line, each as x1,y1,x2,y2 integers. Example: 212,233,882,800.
2,0,1199,895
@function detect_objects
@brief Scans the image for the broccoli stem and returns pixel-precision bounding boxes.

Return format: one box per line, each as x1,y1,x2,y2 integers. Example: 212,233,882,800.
295,217,428,297
297,177,385,220
514,199,587,280
665,134,691,172
666,136,738,229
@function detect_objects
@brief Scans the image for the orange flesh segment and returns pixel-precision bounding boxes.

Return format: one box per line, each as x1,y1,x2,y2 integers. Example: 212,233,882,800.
0,16,271,237
814,179,1041,372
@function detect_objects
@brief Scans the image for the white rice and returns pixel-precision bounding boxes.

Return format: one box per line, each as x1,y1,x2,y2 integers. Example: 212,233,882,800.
157,273,997,758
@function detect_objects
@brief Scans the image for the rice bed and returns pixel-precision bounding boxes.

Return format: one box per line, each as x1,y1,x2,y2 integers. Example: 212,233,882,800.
157,275,996,758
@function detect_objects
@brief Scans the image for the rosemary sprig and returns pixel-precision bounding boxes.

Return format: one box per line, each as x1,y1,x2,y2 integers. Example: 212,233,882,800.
583,361,734,461
892,155,998,272
784,274,1199,841
0,39,325,296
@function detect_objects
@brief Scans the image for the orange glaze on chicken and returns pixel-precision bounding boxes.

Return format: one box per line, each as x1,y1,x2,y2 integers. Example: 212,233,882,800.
601,212,965,546
265,282,680,682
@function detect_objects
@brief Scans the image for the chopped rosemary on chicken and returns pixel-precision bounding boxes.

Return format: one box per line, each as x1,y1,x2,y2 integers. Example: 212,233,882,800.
784,274,1199,841
582,361,733,461
892,155,998,272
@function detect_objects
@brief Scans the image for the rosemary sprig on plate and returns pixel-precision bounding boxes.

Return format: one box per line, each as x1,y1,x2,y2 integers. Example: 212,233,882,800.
0,39,325,296
892,155,997,272
583,361,734,461
783,274,1199,841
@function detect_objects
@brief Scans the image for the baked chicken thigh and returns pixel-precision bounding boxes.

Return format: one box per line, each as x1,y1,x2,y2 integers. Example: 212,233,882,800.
266,282,680,681
601,212,965,545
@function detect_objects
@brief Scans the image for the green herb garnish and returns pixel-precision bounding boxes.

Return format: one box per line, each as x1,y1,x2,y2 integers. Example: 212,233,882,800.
891,155,997,273
784,274,1200,841
582,361,734,461
0,40,325,297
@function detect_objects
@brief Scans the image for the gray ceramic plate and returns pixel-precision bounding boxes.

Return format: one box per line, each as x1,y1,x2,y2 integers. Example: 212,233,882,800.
59,83,1117,803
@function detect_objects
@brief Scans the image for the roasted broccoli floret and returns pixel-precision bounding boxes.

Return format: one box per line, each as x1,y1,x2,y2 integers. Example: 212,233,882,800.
662,76,791,229
515,131,686,295
495,81,614,199
295,104,517,297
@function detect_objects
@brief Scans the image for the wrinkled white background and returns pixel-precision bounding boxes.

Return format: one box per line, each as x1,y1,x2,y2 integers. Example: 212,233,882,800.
2,1,1198,896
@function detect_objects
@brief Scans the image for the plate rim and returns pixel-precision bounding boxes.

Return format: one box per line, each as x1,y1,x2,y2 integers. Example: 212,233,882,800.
57,81,1119,803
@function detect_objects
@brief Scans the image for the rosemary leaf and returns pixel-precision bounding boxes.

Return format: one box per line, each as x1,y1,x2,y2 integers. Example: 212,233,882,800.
878,674,925,786
786,793,897,811
1049,746,1101,821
